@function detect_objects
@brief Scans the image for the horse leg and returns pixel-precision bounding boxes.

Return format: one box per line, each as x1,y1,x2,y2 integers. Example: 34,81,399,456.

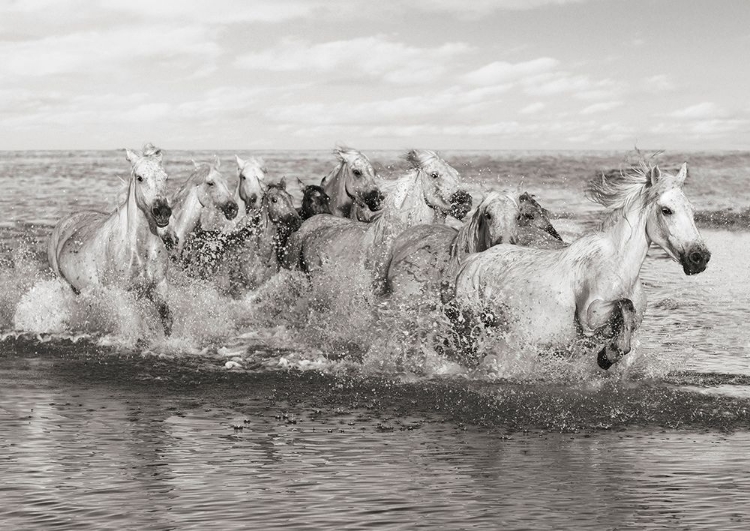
146,281,173,337
596,298,637,370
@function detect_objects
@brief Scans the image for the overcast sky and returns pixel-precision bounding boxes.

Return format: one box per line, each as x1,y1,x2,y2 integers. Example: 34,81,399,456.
1,0,748,150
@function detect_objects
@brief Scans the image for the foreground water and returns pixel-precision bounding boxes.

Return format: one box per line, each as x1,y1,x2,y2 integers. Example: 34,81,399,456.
1,149,749,529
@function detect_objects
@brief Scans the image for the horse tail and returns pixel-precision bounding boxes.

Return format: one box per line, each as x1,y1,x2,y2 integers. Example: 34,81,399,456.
47,223,63,277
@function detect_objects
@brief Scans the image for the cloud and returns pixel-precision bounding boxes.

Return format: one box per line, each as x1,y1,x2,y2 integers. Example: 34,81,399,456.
669,102,727,119
581,101,623,114
409,0,591,17
519,102,546,114
645,74,675,92
463,58,559,86
0,24,221,78
234,36,472,85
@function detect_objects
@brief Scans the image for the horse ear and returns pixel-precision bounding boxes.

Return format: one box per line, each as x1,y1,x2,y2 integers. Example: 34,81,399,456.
297,177,306,189
648,165,662,187
675,162,688,186
214,155,221,169
192,159,200,169
235,154,245,169
279,176,287,190
125,149,140,164
405,150,419,169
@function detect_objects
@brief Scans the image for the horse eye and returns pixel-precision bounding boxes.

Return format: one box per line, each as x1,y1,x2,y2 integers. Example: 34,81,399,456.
241,175,246,180
485,213,492,220
272,197,278,203
137,175,144,182
431,172,439,179
207,181,215,187
661,207,673,216
352,169,362,177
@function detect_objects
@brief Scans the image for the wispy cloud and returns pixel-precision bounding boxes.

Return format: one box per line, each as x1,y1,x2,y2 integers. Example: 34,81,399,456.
0,24,221,78
670,102,727,119
581,101,623,114
234,36,472,85
519,102,546,114
463,58,559,86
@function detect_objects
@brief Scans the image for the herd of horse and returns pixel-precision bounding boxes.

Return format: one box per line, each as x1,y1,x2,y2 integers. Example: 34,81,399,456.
46,143,711,370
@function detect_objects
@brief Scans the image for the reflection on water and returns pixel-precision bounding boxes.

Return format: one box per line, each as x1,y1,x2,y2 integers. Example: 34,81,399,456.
2,361,750,530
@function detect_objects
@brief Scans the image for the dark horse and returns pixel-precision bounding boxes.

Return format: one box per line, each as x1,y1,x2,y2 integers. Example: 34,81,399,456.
296,178,332,220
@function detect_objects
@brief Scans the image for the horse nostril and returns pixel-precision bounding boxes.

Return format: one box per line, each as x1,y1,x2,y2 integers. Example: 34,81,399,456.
690,252,704,265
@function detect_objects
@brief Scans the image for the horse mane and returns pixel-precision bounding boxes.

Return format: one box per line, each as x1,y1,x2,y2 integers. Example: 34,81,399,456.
585,153,678,232
405,149,440,170
334,145,367,164
451,192,512,258
141,143,162,159
173,163,211,205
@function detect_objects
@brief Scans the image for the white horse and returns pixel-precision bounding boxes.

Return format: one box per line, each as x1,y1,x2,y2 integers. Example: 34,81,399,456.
163,156,238,257
321,146,383,219
201,155,266,232
47,143,174,335
385,192,521,302
285,149,473,291
449,161,711,369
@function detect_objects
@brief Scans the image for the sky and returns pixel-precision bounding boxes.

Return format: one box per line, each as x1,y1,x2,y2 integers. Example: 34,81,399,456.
1,0,749,151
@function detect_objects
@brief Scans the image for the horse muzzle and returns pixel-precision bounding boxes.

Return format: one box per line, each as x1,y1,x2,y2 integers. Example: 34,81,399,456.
275,212,302,233
222,201,239,220
680,244,711,275
151,200,172,228
449,190,473,221
363,189,385,212
244,194,259,213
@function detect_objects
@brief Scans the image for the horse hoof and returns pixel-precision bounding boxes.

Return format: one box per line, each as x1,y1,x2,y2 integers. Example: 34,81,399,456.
597,347,613,370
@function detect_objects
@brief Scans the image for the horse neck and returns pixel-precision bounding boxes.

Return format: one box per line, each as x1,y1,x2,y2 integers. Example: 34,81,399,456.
322,163,351,215
234,180,247,217
368,172,431,248
598,202,652,284
452,219,478,258
114,179,152,251
393,170,438,225
172,186,204,240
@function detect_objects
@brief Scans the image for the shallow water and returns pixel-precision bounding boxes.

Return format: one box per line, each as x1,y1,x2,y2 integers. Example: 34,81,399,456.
1,149,750,528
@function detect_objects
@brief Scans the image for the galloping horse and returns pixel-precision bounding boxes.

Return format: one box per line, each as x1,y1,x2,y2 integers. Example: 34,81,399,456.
214,179,302,294
47,143,174,335
321,146,383,218
449,161,711,369
201,155,266,232
163,157,238,257
285,149,473,291
297,178,332,220
385,192,521,302
516,192,565,248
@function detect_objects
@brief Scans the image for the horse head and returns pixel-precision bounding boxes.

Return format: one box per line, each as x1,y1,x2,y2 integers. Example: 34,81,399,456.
235,155,266,213
193,156,238,221
473,192,520,250
125,143,171,228
334,146,383,212
643,163,710,275
263,177,301,232
298,178,332,219
518,192,563,241
407,149,472,220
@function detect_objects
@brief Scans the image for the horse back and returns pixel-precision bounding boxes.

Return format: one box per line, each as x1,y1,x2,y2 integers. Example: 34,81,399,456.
48,211,108,277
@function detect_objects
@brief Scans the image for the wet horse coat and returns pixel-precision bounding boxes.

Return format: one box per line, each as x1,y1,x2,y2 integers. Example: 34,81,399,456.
385,192,522,302
47,143,174,334
450,162,710,368
163,157,238,258
321,146,383,219
285,150,473,291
